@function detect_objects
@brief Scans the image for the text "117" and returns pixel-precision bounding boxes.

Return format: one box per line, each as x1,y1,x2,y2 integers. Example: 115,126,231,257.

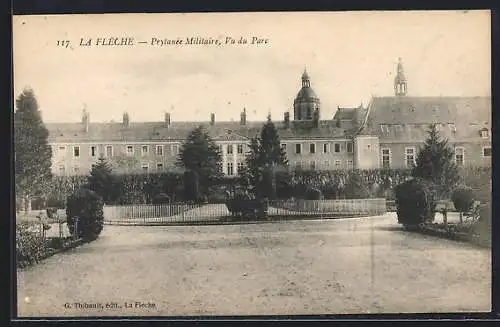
57,40,71,48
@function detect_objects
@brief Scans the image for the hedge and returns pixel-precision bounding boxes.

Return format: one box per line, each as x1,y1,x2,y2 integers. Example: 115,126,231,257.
39,167,490,205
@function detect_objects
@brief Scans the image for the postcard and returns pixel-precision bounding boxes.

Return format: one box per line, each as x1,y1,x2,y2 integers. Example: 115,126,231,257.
13,11,491,317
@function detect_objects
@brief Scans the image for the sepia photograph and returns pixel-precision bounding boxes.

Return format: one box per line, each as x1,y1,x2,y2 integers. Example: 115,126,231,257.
13,10,491,317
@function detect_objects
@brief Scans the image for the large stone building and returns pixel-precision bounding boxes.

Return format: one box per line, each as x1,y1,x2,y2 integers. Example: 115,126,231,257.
46,59,491,176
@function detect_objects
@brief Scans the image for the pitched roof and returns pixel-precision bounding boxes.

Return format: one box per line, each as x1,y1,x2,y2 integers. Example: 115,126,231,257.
333,107,357,120
361,96,491,142
46,119,353,143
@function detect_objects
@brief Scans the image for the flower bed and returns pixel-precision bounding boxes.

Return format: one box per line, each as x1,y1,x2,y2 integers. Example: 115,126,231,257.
17,222,84,268
414,222,490,248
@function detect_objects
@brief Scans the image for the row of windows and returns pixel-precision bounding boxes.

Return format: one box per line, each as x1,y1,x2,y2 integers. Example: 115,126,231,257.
58,142,356,159
224,162,246,176
56,144,180,158
220,144,245,155
222,159,355,175
126,145,179,157
380,146,492,169
295,160,353,170
58,161,169,174
292,142,353,155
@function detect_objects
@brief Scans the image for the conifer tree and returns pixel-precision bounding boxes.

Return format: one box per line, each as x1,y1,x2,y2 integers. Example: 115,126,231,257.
259,115,288,167
86,157,116,204
412,124,460,199
242,116,288,199
177,126,222,194
14,88,52,210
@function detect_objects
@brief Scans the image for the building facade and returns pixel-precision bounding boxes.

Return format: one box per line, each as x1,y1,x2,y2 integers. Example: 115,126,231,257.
46,59,491,176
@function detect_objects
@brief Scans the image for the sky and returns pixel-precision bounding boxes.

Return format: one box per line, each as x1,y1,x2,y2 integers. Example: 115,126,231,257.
13,10,491,123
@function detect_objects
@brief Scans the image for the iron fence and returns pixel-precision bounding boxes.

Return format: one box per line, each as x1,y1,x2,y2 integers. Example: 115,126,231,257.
103,198,388,225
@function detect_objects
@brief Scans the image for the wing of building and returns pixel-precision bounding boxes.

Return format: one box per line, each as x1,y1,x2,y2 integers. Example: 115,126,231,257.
46,59,491,176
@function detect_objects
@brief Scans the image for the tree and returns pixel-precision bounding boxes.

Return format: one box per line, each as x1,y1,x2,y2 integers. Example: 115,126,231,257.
86,157,116,204
412,124,460,199
177,126,222,195
242,116,288,199
14,88,53,211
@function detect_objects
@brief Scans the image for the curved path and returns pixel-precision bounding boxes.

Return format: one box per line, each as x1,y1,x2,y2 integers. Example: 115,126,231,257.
17,213,490,317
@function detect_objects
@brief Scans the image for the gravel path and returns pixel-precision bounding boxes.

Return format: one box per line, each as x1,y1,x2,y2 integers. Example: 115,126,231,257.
17,213,491,317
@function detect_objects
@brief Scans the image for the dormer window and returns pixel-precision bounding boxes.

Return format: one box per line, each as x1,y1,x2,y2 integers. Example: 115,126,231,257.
480,128,489,139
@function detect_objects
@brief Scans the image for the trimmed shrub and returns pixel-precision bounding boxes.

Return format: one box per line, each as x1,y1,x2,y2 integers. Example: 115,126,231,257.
225,190,268,219
451,186,475,213
66,188,104,241
395,178,435,227
152,193,171,204
305,187,322,200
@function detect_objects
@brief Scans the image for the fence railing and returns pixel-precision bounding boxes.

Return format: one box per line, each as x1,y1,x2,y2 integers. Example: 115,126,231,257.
103,198,387,225
269,198,386,217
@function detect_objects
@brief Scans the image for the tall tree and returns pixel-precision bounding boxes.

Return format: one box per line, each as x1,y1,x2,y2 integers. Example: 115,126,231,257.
86,157,116,204
259,115,288,166
177,126,222,194
14,88,52,211
412,123,460,199
242,116,288,198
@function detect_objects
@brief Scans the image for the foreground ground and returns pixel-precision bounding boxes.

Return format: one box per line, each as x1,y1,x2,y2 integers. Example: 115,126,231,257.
17,213,491,317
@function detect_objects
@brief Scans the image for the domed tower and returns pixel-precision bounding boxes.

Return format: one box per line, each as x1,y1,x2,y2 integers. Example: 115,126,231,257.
293,68,320,122
394,57,407,96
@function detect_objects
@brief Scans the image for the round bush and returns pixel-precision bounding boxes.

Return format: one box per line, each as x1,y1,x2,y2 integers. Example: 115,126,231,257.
66,188,104,241
394,178,435,227
451,185,475,213
152,193,171,204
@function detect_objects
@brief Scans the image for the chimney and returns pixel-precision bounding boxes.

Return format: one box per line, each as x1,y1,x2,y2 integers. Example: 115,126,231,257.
240,108,247,125
82,109,89,132
164,112,171,127
284,111,290,129
210,112,215,126
122,112,130,128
